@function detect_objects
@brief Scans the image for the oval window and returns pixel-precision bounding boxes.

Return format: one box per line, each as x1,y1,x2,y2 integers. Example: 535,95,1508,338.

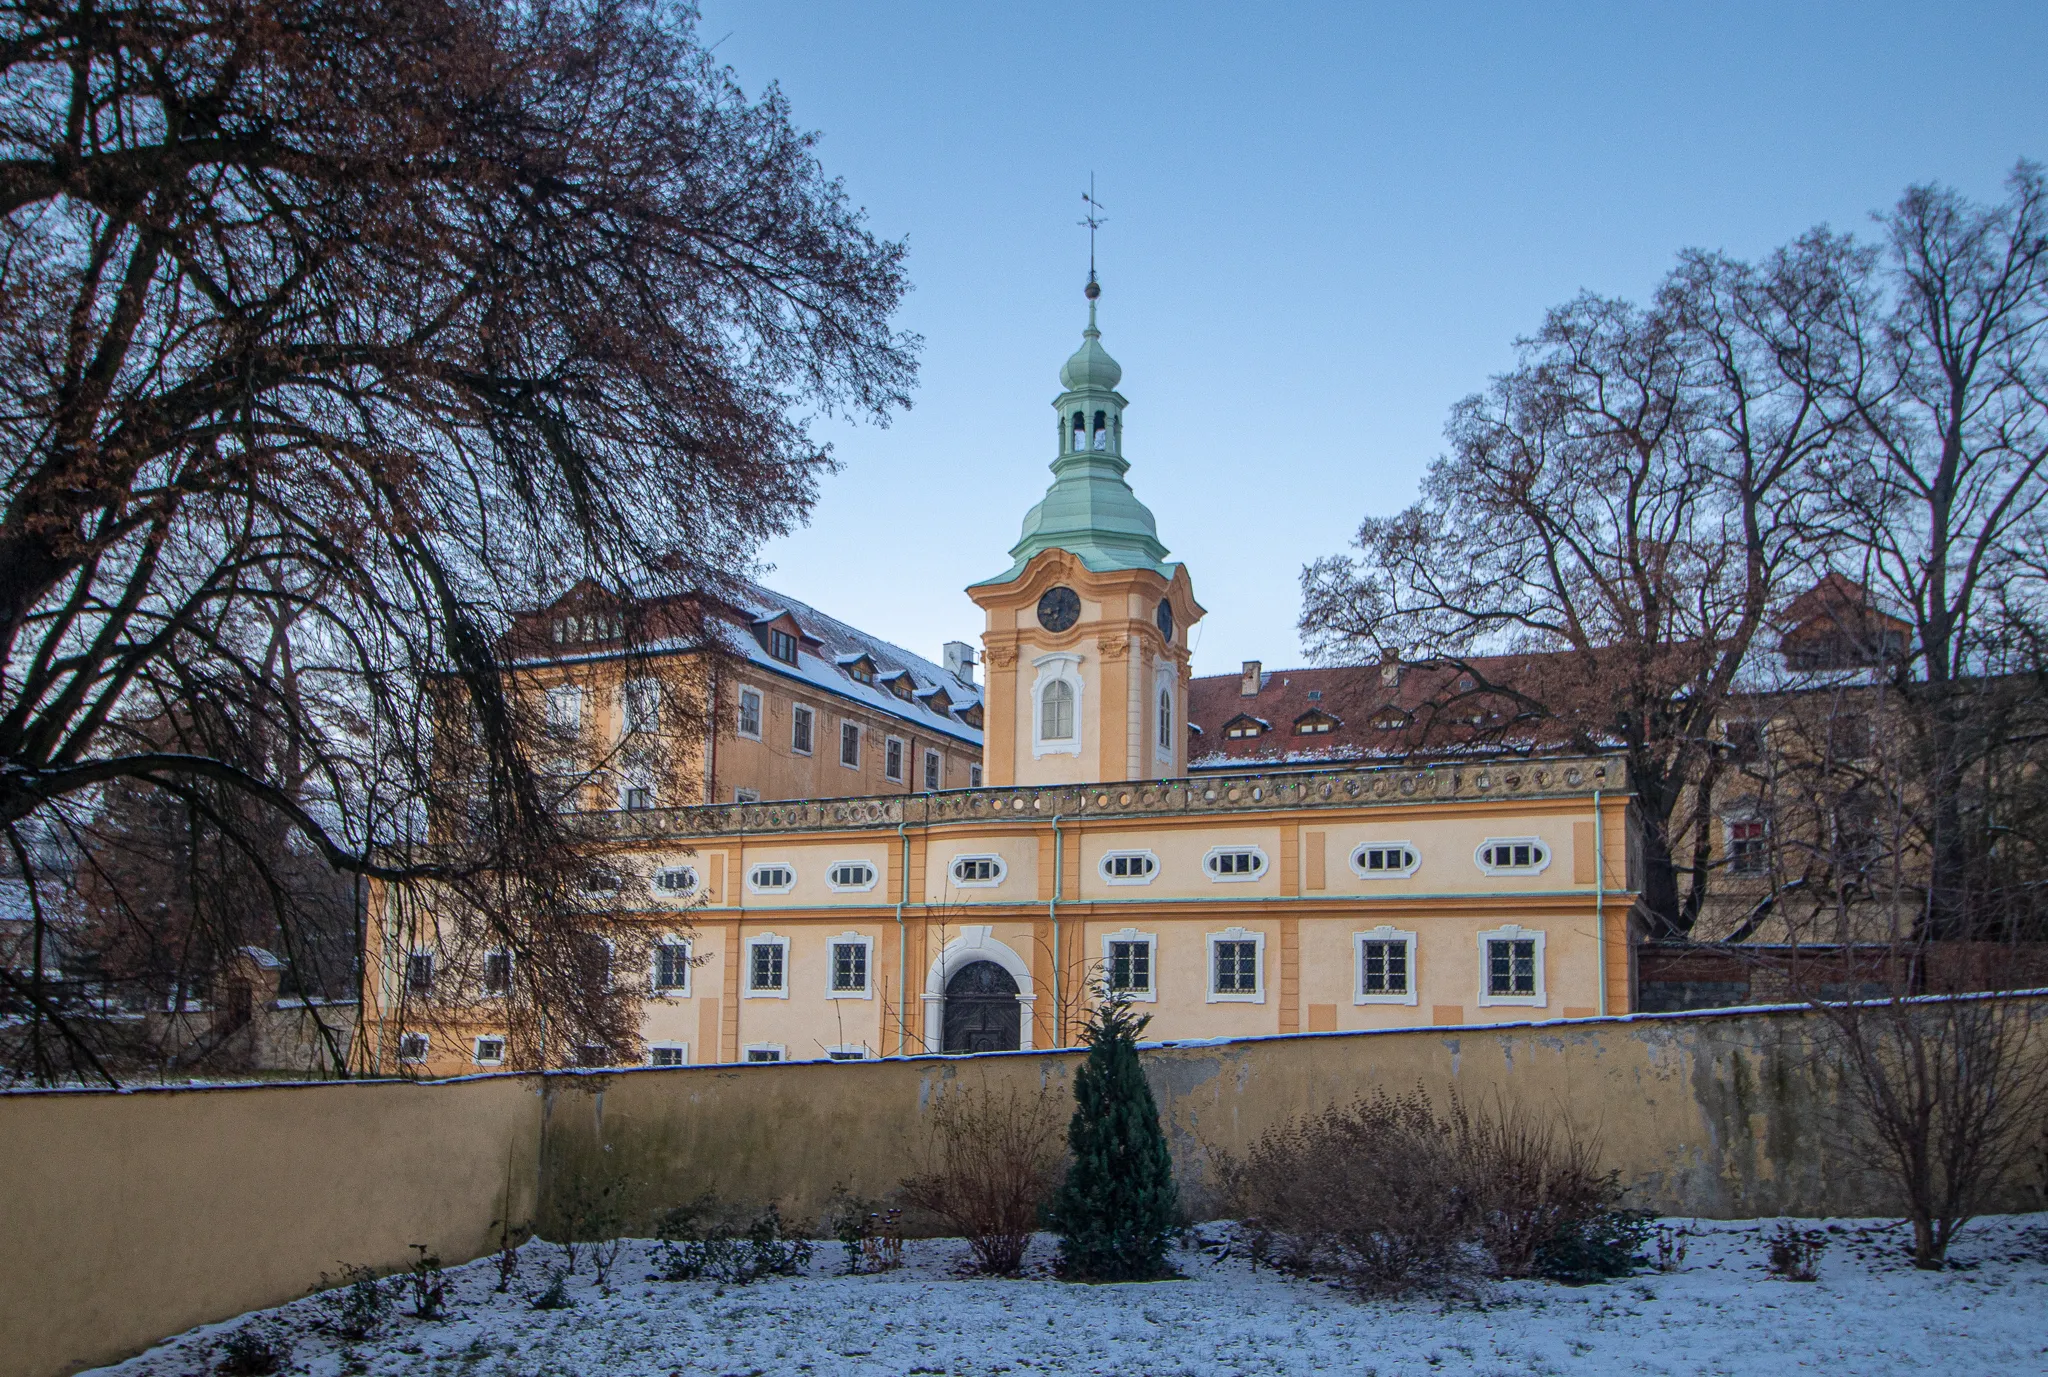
652,866,698,894
1476,839,1549,873
1350,844,1419,878
827,861,877,891
1203,848,1268,881
748,864,796,893
1099,851,1158,884
950,855,1006,887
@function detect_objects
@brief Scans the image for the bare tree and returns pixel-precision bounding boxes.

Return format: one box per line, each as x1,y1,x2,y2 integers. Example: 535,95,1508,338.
1301,236,1856,934
0,0,916,1082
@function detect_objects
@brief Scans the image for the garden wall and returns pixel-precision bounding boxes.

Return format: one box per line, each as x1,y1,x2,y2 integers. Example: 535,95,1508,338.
6,998,2046,1377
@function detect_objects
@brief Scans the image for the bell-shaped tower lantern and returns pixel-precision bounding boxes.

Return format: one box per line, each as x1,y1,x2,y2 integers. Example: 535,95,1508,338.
968,278,1203,788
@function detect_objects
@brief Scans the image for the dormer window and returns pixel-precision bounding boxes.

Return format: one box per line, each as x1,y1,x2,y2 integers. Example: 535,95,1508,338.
850,664,872,683
768,628,798,664
1293,710,1339,736
1372,709,1411,731
1222,714,1267,740
839,653,878,685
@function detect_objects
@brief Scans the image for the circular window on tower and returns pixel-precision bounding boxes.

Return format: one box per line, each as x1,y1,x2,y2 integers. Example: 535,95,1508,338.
1037,586,1080,633
1155,598,1174,641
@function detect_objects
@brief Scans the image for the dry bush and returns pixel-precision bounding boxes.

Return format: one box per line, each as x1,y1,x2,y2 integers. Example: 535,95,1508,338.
1222,1090,1473,1297
1450,1093,1616,1278
901,1077,1066,1276
1222,1088,1639,1296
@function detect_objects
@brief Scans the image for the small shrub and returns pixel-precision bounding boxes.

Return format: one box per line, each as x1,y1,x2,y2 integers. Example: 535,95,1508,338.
651,1198,815,1284
1765,1222,1827,1281
528,1267,572,1310
1535,1209,1653,1283
1652,1224,1691,1272
493,1220,529,1293
901,1077,1066,1277
1222,1089,1475,1297
314,1264,396,1340
405,1243,447,1319
215,1324,291,1376
827,1190,904,1275
1452,1094,1614,1278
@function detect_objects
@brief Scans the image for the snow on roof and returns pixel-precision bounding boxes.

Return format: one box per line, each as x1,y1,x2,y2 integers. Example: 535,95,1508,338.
723,578,983,748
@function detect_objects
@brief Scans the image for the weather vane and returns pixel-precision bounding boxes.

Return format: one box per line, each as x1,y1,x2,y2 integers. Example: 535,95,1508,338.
1079,174,1108,299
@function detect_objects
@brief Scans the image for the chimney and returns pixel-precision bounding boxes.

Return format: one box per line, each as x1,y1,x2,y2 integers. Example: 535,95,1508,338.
943,641,977,685
1379,647,1402,688
1240,660,1262,697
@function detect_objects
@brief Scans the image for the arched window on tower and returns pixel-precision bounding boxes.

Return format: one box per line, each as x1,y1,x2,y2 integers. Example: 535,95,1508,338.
1158,686,1173,751
1092,410,1108,450
1071,411,1086,453
1041,679,1076,741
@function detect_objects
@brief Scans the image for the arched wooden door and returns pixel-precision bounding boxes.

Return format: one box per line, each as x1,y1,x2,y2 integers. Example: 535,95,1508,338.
943,960,1021,1053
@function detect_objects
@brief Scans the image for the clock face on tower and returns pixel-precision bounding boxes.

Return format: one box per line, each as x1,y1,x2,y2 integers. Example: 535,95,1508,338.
1155,598,1174,642
1036,586,1081,632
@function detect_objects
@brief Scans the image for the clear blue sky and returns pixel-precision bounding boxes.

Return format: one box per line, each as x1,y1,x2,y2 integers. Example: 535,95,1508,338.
701,0,2045,679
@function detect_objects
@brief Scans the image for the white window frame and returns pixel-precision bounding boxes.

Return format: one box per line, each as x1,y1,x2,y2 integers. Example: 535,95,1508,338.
397,1032,431,1064
1206,927,1266,1003
839,719,862,769
1202,844,1270,883
736,686,764,741
471,1035,506,1066
827,933,875,999
651,865,698,898
922,747,943,792
1102,927,1158,1002
480,950,512,997
651,938,692,996
544,684,583,735
744,933,789,998
1474,836,1553,877
743,1044,786,1063
790,703,814,756
1477,923,1547,1008
1031,652,1085,759
621,677,660,735
1098,849,1160,886
405,949,435,995
825,859,880,893
884,735,906,783
747,862,796,895
1354,925,1419,1006
826,1043,872,1061
1725,814,1770,876
1350,841,1422,880
619,771,656,812
947,853,1007,889
648,1042,689,1068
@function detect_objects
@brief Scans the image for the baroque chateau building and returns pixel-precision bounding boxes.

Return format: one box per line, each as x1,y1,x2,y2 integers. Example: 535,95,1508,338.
364,283,1639,1073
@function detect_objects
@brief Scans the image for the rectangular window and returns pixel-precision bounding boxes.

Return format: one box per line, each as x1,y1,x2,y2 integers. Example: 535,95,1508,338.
405,952,434,995
840,720,861,768
1361,941,1408,995
472,1036,506,1065
623,783,654,811
622,678,660,734
1212,940,1258,995
1724,720,1764,764
969,764,983,787
481,951,511,996
1109,939,1152,994
791,704,814,755
745,1045,785,1063
1488,938,1538,997
827,1047,867,1061
749,940,786,993
923,748,942,792
885,736,905,782
1728,819,1768,875
831,940,869,994
398,1032,429,1063
768,628,798,663
545,685,583,735
650,1045,687,1068
737,687,763,740
653,942,691,993
734,787,761,803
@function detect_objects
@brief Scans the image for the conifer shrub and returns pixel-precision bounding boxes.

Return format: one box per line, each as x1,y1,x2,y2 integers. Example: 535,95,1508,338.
1046,993,1181,1281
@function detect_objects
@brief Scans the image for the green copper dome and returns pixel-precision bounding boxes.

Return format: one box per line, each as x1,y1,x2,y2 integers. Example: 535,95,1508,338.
973,286,1175,586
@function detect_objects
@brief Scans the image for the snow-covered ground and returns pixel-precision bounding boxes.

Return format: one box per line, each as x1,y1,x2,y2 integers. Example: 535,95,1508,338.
95,1214,2048,1376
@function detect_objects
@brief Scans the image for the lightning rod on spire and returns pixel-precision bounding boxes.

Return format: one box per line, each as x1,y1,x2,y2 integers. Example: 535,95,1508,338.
1079,174,1108,301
